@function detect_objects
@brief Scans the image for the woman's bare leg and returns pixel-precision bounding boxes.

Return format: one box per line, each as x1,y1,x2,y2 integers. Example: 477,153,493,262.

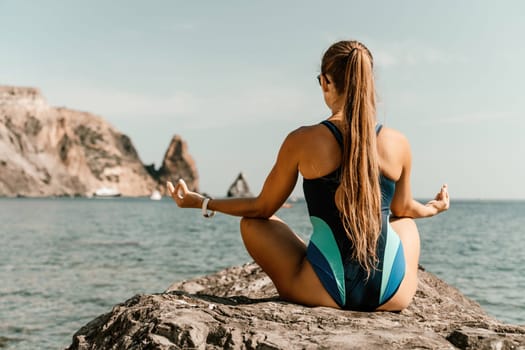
240,216,339,308
377,217,421,311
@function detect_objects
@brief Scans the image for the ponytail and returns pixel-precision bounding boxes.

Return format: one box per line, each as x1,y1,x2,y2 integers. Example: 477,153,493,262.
322,41,381,277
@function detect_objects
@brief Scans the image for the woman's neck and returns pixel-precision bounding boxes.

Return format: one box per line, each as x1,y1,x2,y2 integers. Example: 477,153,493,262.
328,109,344,121
328,96,345,118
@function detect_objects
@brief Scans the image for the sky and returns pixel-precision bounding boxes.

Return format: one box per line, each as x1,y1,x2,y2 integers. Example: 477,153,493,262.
1,0,524,199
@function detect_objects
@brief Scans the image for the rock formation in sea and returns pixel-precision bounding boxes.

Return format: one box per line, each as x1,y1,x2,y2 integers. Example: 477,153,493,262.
145,135,199,193
0,86,198,197
68,262,525,350
227,172,253,197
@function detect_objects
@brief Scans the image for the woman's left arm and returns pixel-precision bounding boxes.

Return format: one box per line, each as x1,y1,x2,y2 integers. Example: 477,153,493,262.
168,130,301,219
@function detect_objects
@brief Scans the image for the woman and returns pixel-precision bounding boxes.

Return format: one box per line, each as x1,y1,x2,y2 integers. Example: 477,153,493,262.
167,40,449,312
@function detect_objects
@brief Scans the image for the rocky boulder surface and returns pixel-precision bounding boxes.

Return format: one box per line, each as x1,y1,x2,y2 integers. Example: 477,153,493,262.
68,263,525,349
0,86,198,197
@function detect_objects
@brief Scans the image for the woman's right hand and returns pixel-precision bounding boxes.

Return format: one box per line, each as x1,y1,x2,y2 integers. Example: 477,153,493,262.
167,179,204,209
425,184,450,216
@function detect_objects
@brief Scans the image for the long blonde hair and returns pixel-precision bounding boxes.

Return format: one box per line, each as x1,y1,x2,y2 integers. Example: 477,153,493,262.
321,40,381,276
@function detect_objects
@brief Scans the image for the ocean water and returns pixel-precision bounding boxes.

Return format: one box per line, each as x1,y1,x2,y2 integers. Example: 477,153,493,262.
0,198,524,349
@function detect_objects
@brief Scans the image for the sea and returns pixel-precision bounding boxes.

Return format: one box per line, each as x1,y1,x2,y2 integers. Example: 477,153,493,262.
0,197,524,349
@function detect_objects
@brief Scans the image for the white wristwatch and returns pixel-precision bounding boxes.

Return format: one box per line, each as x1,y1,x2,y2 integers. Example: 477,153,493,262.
201,198,216,218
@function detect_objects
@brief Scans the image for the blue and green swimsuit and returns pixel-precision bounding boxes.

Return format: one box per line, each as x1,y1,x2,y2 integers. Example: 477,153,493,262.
304,120,406,311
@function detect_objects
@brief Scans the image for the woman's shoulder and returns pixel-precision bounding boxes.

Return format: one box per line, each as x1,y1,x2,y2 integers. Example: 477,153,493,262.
292,122,326,133
378,125,410,146
377,125,411,179
280,123,334,159
377,125,411,167
285,123,327,142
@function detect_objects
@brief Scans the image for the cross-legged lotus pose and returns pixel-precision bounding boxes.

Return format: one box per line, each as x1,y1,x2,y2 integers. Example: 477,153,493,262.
167,40,450,312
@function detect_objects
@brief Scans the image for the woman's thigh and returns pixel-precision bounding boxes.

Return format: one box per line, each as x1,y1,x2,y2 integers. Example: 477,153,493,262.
240,216,339,308
377,217,420,311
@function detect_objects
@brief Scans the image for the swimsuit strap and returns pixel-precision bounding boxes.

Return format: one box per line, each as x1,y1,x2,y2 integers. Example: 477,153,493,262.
321,120,343,148
321,120,383,149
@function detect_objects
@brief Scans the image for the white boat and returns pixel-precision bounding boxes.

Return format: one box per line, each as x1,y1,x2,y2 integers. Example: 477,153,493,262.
150,190,162,201
94,187,121,197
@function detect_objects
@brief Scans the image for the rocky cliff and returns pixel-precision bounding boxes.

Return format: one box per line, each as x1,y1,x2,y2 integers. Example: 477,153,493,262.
0,86,198,197
68,262,525,350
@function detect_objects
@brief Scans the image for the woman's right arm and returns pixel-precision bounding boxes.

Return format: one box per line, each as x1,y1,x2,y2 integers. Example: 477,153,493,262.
167,128,302,219
390,135,450,219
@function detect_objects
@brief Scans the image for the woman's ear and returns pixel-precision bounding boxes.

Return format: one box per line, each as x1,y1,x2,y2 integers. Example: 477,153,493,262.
321,75,330,93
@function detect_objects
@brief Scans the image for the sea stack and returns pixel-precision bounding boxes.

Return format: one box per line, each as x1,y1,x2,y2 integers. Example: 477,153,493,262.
227,172,253,197
145,135,199,193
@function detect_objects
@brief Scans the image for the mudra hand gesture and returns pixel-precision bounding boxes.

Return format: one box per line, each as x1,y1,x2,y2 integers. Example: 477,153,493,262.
167,179,204,209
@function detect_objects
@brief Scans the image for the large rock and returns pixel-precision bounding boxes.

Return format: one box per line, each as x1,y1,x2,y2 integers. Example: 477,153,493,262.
67,263,525,349
0,86,199,197
146,135,199,193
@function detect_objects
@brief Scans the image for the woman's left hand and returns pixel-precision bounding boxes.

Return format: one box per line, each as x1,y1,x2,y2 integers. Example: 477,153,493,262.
425,184,450,215
167,179,204,209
